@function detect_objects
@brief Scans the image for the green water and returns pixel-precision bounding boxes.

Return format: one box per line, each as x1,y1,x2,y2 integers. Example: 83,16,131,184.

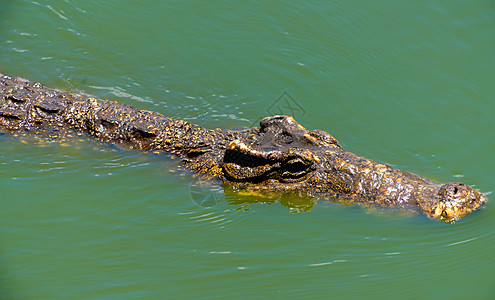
1,1,495,299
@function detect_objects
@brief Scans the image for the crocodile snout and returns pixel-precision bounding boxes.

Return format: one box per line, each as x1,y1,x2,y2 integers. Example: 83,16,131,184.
432,182,486,221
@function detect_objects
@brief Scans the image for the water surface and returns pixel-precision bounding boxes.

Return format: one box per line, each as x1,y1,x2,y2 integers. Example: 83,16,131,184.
1,1,495,299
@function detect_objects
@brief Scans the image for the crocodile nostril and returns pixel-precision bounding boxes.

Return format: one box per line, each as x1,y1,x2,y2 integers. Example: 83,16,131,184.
438,182,474,201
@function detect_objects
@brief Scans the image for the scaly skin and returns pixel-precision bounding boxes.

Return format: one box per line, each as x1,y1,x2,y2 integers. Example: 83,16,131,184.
0,72,487,221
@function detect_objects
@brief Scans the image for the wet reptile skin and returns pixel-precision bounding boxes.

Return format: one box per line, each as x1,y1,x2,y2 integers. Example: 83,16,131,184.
0,72,487,221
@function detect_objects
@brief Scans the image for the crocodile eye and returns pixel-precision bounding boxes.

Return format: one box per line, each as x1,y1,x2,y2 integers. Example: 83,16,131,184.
280,158,313,179
285,160,308,173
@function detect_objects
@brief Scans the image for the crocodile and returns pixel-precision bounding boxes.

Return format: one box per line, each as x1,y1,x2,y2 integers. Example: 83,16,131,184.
0,72,487,222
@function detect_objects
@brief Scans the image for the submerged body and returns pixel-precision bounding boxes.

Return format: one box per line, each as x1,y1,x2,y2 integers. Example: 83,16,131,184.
0,72,486,221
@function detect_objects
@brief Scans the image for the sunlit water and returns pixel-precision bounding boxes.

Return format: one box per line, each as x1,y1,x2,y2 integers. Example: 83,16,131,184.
1,1,495,299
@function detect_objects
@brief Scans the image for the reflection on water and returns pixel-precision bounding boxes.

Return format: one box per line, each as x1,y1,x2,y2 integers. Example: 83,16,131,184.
224,187,315,214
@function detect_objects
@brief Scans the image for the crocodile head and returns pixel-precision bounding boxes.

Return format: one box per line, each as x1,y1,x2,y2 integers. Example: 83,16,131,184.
221,115,486,220
222,115,340,187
